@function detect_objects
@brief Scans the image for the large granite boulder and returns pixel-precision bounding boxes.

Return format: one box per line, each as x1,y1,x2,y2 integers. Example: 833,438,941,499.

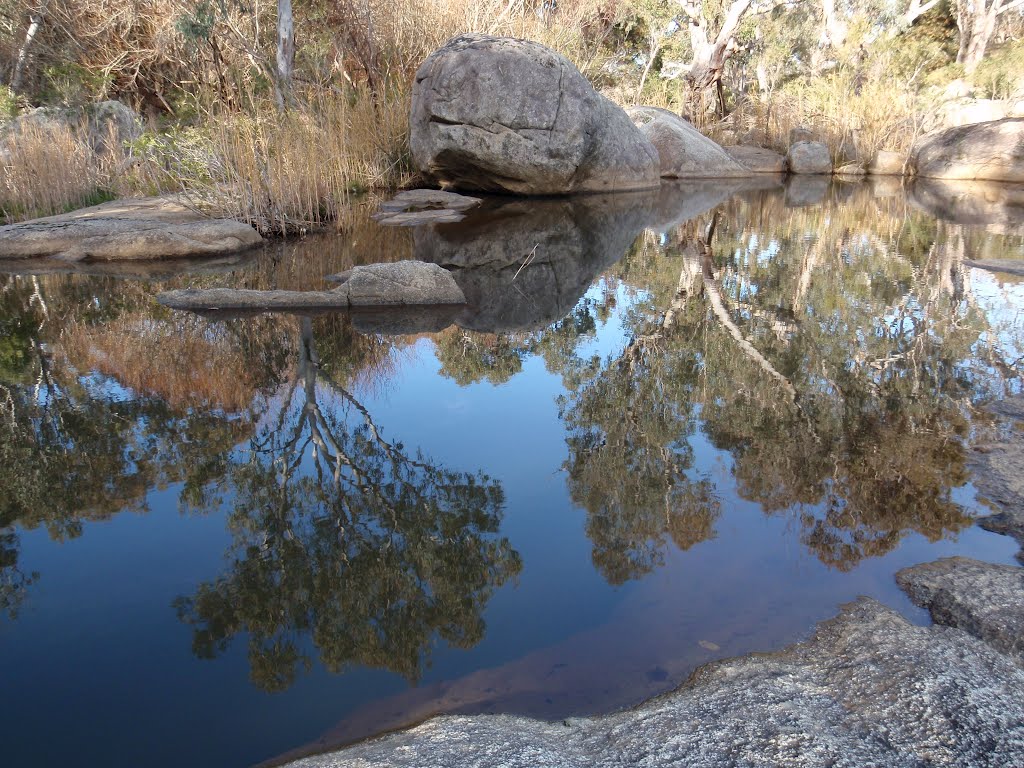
724,145,787,173
410,35,660,194
911,118,1024,182
0,196,262,261
788,141,832,174
626,106,748,178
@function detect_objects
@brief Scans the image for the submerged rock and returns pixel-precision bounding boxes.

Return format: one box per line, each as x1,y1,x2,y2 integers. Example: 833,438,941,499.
911,118,1024,182
410,35,660,194
626,106,748,178
723,145,787,174
0,196,262,261
284,597,1024,767
897,557,1024,661
787,141,832,175
373,189,482,226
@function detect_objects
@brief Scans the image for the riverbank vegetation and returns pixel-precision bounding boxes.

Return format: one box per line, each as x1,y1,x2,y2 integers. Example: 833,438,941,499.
0,0,1022,228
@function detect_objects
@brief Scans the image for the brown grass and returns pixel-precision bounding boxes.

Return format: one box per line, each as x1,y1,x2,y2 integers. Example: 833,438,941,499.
0,121,109,221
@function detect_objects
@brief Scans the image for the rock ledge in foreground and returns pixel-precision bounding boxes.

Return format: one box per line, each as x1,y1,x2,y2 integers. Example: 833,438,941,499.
283,597,1024,768
897,556,1024,661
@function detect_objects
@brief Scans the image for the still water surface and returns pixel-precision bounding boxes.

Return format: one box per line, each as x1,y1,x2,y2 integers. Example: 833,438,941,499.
1,177,1023,767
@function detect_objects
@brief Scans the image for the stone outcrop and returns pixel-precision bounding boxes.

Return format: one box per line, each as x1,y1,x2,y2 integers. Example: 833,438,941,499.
157,261,466,312
626,106,748,178
897,557,1024,661
327,261,467,305
0,196,262,261
410,35,659,194
911,118,1024,182
787,141,832,174
1,100,143,156
724,145,787,173
283,597,1024,768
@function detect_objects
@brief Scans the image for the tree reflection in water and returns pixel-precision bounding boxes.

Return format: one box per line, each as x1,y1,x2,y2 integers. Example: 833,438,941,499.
0,275,254,617
456,186,1021,581
174,317,521,692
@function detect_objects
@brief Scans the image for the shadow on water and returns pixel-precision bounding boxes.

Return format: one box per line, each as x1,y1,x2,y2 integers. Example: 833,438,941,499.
1,177,1023,768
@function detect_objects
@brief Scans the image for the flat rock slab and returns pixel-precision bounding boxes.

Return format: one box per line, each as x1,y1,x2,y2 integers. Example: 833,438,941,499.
159,261,466,313
897,556,1024,660
0,196,263,261
285,597,1024,768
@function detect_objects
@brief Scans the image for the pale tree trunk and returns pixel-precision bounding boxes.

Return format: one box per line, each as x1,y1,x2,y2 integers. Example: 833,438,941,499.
275,0,295,110
10,1,49,93
676,0,753,91
957,0,1023,74
820,0,847,48
903,0,942,26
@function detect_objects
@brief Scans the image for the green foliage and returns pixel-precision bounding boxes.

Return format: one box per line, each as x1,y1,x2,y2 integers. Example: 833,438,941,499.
40,63,111,107
972,39,1024,99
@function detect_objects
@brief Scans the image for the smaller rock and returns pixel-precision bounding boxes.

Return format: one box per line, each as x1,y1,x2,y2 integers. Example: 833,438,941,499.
160,262,467,313
788,141,832,175
723,145,787,174
627,106,749,178
868,151,906,176
329,261,466,306
896,557,1024,661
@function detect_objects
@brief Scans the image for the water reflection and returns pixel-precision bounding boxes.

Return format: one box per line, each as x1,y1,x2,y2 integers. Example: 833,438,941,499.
0,275,255,616
1,179,1023,768
173,317,521,691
